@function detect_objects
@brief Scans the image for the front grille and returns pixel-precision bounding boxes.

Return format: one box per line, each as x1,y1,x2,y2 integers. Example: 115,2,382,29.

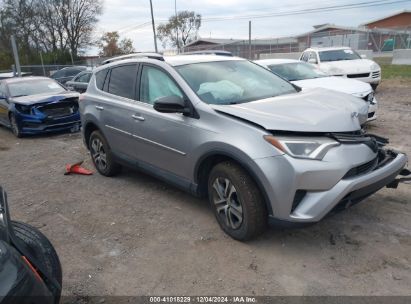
347,73,370,78
343,157,378,179
23,122,40,128
372,71,380,78
330,131,380,152
36,98,79,118
330,131,368,143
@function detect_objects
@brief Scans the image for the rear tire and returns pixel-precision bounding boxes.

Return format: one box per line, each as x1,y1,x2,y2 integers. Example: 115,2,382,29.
208,161,267,241
12,221,62,301
89,130,121,176
9,113,22,138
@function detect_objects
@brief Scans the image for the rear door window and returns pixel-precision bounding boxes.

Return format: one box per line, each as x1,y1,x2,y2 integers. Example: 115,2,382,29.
108,64,138,100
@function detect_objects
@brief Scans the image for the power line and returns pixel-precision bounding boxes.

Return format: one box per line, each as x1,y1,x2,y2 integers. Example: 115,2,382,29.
201,0,410,21
116,0,411,34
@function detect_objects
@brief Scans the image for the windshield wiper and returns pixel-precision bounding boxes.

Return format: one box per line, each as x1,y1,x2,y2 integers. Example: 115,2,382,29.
12,94,27,98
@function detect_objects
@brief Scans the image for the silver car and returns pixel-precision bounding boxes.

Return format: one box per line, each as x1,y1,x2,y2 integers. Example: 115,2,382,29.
79,54,408,241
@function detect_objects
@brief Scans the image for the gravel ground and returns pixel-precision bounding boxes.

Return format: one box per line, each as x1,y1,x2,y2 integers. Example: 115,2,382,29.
0,79,410,297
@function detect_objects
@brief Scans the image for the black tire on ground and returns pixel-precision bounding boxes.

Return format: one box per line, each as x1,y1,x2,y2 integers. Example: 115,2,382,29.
208,161,267,241
89,130,121,176
11,221,62,300
9,113,22,138
371,84,379,91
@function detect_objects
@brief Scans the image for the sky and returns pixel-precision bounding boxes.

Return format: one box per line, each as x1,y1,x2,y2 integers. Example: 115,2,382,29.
90,0,411,55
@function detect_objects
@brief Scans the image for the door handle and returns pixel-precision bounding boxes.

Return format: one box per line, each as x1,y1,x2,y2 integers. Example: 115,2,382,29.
132,114,145,121
95,106,104,111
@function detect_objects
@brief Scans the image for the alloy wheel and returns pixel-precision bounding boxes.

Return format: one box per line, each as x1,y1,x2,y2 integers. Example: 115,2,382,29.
90,137,107,171
212,177,243,230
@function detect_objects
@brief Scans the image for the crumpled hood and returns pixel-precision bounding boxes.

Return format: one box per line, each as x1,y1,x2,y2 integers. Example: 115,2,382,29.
319,59,378,75
292,76,372,96
211,87,369,132
10,91,80,106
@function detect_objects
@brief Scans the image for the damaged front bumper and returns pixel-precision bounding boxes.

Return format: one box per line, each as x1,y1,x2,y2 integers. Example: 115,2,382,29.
13,102,81,135
254,137,408,224
289,149,407,222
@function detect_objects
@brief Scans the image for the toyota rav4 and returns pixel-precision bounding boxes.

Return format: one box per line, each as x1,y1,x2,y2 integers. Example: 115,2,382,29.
79,54,409,241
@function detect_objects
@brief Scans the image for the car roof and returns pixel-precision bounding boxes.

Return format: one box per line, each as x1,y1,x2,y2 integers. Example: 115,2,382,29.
1,76,54,84
165,55,244,66
305,46,351,52
255,59,300,65
61,66,87,70
94,54,245,73
76,70,92,74
182,50,233,56
101,53,164,65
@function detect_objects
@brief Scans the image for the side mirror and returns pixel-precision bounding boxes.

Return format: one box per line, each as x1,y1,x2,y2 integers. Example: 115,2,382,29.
153,95,190,114
308,58,318,64
360,54,367,59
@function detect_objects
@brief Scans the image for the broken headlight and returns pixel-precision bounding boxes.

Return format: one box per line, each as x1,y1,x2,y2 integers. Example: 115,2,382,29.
14,104,32,114
264,136,340,160
367,92,375,103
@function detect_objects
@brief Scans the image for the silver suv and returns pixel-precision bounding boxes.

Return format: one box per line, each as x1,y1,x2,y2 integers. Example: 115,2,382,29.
79,54,408,241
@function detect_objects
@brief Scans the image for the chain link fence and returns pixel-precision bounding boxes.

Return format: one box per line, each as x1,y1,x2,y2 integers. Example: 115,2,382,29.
182,27,411,60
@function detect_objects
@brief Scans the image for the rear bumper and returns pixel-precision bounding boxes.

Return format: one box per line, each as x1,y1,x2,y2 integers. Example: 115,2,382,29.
255,147,407,223
15,111,81,135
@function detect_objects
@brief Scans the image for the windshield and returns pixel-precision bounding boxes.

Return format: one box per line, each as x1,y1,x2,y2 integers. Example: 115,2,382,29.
319,49,361,62
175,60,297,105
268,62,328,81
8,79,66,97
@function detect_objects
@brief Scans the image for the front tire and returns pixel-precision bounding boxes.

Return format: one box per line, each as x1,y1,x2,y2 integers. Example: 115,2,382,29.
9,113,22,138
208,161,267,241
12,221,62,302
89,130,121,176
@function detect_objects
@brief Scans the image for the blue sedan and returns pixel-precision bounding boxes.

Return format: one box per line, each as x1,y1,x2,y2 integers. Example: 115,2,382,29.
0,77,81,137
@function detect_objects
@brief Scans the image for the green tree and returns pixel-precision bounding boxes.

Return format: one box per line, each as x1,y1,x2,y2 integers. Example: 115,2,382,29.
0,0,103,69
157,10,201,49
98,31,135,57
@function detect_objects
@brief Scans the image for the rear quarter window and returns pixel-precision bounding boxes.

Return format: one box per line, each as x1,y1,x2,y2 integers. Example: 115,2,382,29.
95,69,109,90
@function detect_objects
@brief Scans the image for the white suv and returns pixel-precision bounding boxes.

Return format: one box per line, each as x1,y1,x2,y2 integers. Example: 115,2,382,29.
300,47,381,89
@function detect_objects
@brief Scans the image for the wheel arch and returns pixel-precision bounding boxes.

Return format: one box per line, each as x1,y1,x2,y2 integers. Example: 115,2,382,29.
194,151,273,216
83,121,100,149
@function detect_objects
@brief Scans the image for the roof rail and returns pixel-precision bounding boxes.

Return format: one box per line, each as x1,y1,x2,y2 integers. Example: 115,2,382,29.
182,50,233,57
101,53,164,65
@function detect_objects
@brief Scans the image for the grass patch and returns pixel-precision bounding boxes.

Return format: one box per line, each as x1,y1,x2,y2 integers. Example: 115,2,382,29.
374,57,411,79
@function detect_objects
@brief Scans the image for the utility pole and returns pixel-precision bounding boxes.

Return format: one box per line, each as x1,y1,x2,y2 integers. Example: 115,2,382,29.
39,51,46,76
248,21,252,60
175,0,179,54
10,35,21,77
149,0,158,53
